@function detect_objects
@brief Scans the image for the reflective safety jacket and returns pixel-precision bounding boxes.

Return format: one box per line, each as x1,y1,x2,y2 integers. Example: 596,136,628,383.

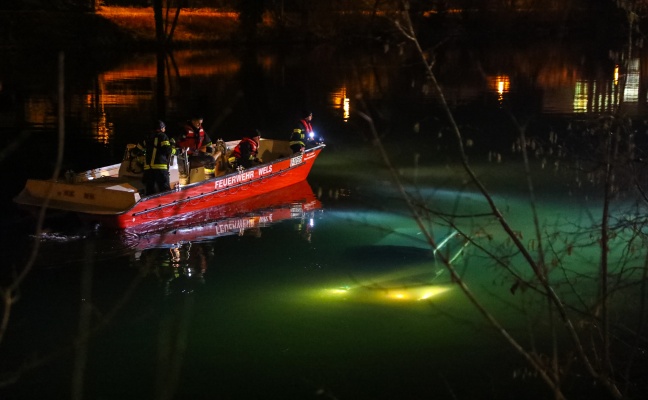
176,122,213,155
230,137,259,161
290,118,313,148
289,129,304,148
134,132,175,170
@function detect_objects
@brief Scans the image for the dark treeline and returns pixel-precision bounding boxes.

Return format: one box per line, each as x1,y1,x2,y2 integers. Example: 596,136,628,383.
0,0,624,13
0,0,632,50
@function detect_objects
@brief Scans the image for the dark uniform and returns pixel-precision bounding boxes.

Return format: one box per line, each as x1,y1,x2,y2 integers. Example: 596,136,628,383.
290,111,314,153
133,121,175,195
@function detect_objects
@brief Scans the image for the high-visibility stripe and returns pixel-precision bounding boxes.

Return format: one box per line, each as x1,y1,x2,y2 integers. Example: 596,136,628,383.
149,137,158,168
144,164,169,170
143,137,170,170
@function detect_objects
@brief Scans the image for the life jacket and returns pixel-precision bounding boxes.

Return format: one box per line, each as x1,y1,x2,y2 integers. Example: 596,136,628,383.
231,137,259,160
300,118,313,134
177,123,207,155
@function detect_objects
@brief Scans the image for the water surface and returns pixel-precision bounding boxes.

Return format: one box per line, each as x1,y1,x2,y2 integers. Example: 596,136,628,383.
2,34,647,399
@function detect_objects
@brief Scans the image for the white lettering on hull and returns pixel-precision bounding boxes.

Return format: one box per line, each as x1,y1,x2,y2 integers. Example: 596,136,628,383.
213,164,274,190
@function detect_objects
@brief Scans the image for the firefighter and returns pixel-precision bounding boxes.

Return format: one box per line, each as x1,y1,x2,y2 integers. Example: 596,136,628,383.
175,116,217,176
132,120,175,195
229,130,262,169
290,111,314,153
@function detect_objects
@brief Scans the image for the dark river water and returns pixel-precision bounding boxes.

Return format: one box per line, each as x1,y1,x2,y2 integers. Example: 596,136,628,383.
1,31,648,399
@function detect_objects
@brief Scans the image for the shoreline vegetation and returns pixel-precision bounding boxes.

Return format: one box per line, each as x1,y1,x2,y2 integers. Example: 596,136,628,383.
0,8,241,50
0,6,400,50
0,5,628,51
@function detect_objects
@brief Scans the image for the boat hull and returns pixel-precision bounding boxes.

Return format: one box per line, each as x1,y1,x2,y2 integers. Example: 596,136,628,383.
15,143,324,231
129,179,321,243
105,146,322,229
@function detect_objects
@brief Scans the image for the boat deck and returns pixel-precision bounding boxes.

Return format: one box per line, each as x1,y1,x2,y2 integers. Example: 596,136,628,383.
15,175,144,215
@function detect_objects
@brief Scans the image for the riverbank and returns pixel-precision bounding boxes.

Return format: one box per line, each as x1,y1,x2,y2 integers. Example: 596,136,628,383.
98,7,239,45
0,8,240,50
0,6,387,50
0,5,628,51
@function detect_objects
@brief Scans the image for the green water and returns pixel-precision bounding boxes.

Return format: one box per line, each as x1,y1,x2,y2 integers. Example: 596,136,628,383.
3,36,648,398
5,146,643,399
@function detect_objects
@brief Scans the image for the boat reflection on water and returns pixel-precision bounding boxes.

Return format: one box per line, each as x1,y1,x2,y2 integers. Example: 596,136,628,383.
127,180,321,296
127,180,321,249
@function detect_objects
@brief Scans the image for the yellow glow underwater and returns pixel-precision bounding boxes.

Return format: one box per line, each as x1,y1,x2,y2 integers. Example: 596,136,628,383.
319,285,451,303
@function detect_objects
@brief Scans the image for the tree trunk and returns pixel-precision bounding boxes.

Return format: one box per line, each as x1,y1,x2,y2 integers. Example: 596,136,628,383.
153,0,165,49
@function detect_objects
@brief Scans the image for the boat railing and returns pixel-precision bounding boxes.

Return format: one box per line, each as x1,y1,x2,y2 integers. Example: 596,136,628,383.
115,139,324,191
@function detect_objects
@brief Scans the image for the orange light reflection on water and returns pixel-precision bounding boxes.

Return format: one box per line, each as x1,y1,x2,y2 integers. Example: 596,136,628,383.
330,86,350,122
80,50,243,145
487,75,510,103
